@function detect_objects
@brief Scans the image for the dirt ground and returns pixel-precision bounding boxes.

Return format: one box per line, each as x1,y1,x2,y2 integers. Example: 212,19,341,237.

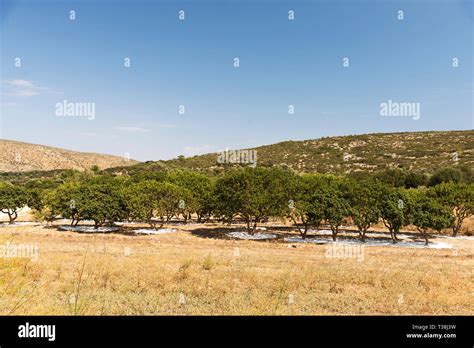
0,215,472,315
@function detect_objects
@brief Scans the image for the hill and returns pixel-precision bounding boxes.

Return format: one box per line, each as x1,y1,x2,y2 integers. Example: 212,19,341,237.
0,139,137,173
110,130,473,176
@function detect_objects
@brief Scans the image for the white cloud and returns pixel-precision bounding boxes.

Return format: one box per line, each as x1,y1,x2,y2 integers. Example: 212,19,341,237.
3,79,51,97
9,79,35,88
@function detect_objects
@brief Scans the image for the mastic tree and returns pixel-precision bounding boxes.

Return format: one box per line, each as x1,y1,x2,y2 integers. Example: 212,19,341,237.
125,180,190,228
213,167,294,232
154,182,191,224
168,170,213,222
287,174,326,239
73,176,128,229
377,186,412,243
31,190,57,225
429,182,474,236
125,180,162,228
409,189,454,245
0,182,29,224
47,181,82,226
320,177,350,241
345,179,382,242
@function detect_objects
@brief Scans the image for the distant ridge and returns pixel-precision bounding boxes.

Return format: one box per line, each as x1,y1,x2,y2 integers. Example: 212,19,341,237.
0,139,137,172
1,130,472,176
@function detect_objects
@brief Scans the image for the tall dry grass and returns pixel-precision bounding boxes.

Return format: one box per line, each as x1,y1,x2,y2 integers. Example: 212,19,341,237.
0,222,472,315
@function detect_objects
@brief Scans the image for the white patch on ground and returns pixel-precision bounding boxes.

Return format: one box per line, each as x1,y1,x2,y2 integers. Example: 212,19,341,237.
308,229,423,240
308,229,333,236
227,231,277,240
58,225,120,233
134,228,177,235
284,236,328,244
437,235,474,241
283,236,453,249
114,221,145,226
255,227,267,231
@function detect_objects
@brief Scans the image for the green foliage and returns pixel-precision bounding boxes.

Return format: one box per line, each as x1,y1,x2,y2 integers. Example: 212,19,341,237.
47,181,82,225
125,180,163,228
74,176,128,228
345,179,383,241
319,177,350,241
287,174,326,238
46,176,127,228
213,167,295,231
377,186,413,243
0,182,29,223
428,167,473,186
32,205,56,224
6,149,473,240
168,170,213,222
132,130,473,176
429,182,474,236
125,180,192,228
374,169,427,188
409,189,454,245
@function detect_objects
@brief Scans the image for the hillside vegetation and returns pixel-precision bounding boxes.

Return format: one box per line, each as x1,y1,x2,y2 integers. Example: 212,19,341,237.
110,130,474,176
1,130,472,185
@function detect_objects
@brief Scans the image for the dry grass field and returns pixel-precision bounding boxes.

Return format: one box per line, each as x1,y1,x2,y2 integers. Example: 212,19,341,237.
0,217,473,316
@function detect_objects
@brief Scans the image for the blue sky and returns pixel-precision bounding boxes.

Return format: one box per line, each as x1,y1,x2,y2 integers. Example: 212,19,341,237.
0,0,472,161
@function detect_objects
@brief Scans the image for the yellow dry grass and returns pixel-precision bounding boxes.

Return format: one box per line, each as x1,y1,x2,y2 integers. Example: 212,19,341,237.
0,222,472,315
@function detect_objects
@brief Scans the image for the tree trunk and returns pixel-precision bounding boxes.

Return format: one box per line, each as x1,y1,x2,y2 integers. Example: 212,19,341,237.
452,220,462,237
389,228,397,244
8,210,17,224
418,228,429,245
331,226,338,241
302,222,310,240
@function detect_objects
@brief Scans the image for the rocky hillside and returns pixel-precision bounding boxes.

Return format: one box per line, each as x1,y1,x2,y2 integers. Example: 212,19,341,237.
110,130,473,176
0,139,137,172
